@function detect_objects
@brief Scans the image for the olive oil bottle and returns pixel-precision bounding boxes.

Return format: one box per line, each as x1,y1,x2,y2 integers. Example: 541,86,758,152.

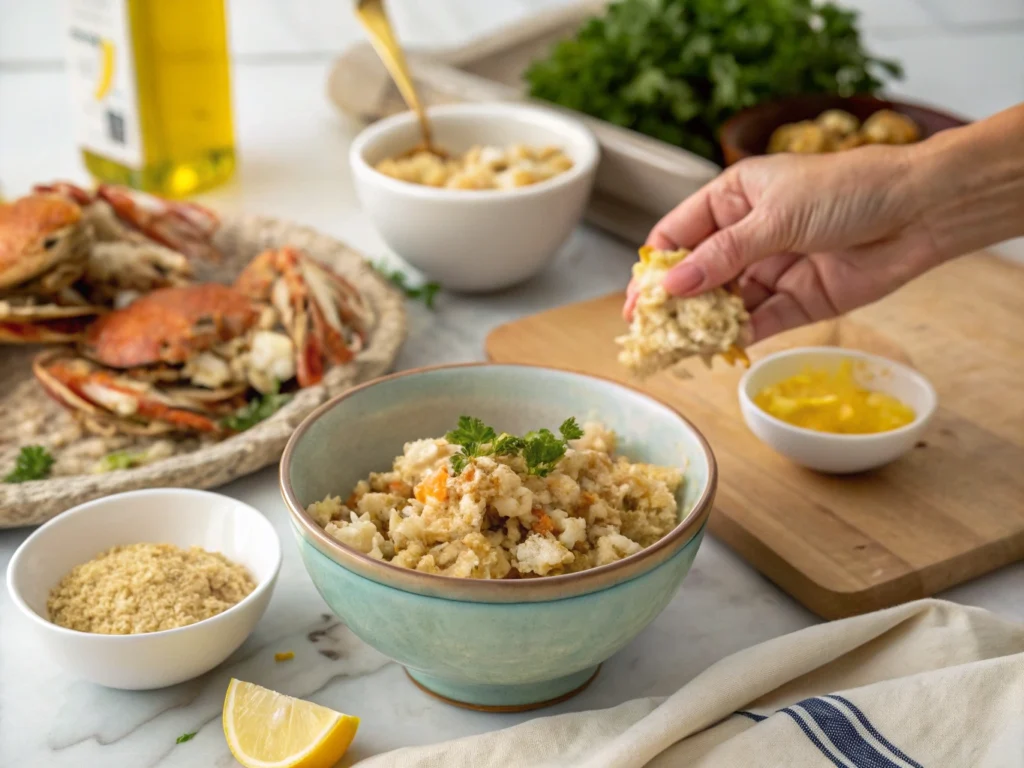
64,0,235,197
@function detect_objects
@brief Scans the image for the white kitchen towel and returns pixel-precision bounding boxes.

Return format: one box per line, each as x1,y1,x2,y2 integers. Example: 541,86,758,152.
357,599,1024,767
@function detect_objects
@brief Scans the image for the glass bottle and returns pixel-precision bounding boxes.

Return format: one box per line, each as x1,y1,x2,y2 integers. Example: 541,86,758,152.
64,0,236,197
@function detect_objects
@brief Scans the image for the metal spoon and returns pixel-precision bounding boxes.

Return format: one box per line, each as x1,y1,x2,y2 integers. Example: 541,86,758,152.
355,0,438,154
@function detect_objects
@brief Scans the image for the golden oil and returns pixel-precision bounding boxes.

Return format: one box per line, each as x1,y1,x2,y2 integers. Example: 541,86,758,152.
65,0,235,197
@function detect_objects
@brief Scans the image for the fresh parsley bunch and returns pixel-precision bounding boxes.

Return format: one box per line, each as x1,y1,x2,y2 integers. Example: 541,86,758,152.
445,416,585,477
524,0,902,161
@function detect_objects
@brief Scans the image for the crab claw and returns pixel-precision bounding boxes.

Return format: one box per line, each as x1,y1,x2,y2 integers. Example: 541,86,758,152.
235,247,373,387
33,348,239,436
96,185,221,262
32,181,95,207
0,302,102,344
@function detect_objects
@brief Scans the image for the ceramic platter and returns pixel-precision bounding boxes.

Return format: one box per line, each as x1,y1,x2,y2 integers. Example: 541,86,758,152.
0,214,406,527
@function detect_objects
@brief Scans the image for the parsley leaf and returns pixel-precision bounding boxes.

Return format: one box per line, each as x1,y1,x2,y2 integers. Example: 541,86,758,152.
4,445,55,483
374,261,441,309
222,385,292,433
176,732,196,744
524,0,902,163
450,452,469,475
522,429,569,477
492,433,525,457
446,417,496,454
559,418,584,442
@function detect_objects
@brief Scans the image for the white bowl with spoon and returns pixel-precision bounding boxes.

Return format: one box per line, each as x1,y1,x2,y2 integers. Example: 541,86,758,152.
6,488,281,690
739,347,938,473
350,102,600,292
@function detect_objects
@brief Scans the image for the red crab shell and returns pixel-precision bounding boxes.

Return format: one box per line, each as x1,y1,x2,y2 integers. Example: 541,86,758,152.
82,282,261,369
235,247,371,387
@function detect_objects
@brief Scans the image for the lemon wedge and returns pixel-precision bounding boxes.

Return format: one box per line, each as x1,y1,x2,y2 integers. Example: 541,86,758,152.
223,679,359,768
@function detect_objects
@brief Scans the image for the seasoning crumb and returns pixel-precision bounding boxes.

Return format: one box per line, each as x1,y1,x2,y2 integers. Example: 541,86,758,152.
47,543,255,634
176,732,197,744
274,651,295,662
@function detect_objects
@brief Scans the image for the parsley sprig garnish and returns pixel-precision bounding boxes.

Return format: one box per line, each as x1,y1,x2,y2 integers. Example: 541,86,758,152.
445,417,584,477
175,731,196,744
4,445,55,483
445,417,496,475
374,261,441,309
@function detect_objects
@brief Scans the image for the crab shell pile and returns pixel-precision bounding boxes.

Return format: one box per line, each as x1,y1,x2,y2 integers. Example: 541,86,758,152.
1,182,373,437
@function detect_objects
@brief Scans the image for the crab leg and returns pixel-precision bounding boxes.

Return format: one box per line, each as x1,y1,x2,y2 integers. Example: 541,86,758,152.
97,185,221,262
34,350,225,435
34,181,222,263
32,182,94,206
235,247,371,387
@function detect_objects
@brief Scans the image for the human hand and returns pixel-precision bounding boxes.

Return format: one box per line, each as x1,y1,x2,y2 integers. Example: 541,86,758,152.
623,145,943,342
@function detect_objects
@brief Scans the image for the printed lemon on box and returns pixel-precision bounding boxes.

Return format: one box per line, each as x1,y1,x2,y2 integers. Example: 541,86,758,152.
754,361,916,434
223,679,359,768
93,38,115,101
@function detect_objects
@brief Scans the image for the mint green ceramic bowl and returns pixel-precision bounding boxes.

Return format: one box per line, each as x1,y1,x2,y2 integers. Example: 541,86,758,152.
280,364,716,711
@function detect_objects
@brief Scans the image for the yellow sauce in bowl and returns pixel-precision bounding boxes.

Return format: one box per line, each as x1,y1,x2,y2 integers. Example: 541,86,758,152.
753,361,916,434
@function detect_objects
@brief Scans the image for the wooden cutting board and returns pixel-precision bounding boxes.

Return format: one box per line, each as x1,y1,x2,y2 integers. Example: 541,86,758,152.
485,252,1024,619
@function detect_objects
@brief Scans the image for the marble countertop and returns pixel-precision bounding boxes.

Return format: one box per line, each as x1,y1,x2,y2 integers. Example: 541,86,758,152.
2,2,1023,765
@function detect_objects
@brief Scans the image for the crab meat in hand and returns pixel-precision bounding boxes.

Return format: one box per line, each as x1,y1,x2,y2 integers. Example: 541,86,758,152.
0,193,102,343
235,247,373,387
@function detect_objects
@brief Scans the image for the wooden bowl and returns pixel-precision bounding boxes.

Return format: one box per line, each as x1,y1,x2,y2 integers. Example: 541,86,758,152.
719,94,969,166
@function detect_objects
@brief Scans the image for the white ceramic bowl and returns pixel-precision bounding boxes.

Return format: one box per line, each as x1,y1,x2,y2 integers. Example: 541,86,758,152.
350,102,600,292
6,488,282,690
738,347,938,474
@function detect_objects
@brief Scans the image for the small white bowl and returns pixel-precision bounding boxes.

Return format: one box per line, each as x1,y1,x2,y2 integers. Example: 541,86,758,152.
350,102,600,292
739,347,937,474
6,488,281,690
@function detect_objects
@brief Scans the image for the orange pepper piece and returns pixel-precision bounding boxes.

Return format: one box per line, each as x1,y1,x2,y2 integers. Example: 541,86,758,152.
531,510,555,535
415,466,449,503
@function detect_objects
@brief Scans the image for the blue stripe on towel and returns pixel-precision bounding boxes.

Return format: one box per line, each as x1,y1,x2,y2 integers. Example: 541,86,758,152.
797,698,907,768
735,710,768,722
824,695,923,768
781,707,849,768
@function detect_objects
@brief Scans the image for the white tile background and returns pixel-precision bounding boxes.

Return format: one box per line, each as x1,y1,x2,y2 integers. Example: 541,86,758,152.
1,0,1022,254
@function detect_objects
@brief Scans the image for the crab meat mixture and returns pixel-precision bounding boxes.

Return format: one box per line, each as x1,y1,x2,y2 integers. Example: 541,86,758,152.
374,144,574,190
308,422,683,579
617,246,750,377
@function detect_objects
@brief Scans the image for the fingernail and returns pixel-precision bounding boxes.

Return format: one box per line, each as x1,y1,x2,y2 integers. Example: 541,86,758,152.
663,264,704,296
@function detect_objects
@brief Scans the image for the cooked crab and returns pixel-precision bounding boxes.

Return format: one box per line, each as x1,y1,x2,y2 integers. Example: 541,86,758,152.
34,283,269,435
35,181,216,306
617,246,750,377
0,193,102,343
34,181,221,263
235,247,373,387
34,248,373,436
